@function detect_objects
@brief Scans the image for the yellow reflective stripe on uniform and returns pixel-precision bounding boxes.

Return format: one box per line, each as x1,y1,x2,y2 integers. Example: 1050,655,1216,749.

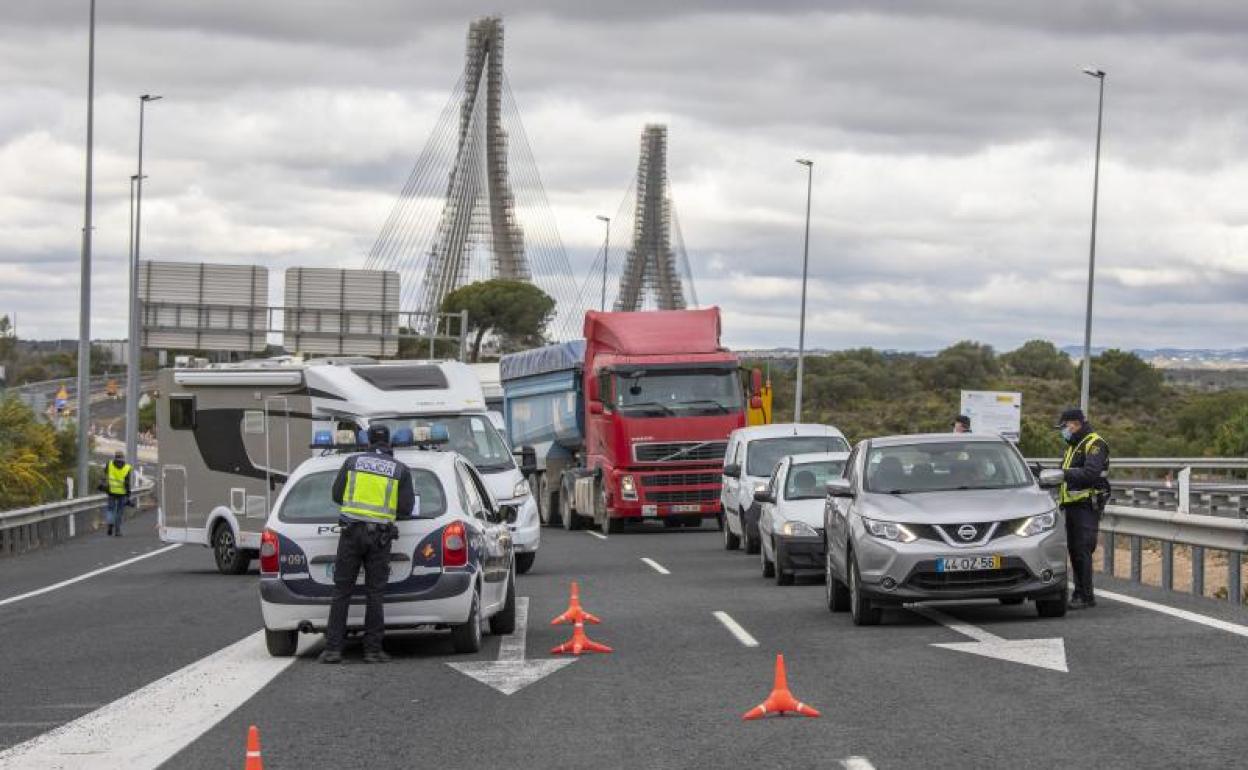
106,463,132,495
341,467,398,521
1059,433,1102,504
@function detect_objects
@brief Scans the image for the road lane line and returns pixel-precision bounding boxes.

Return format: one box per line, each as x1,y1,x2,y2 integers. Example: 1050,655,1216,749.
0,629,311,768
842,758,876,770
713,610,759,647
640,557,670,575
1098,589,1248,638
0,544,182,608
585,530,608,541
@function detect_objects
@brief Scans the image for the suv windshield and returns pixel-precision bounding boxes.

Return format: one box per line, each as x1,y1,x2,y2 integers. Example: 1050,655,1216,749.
784,460,846,500
278,468,447,523
865,441,1031,494
615,368,743,417
746,436,849,477
374,415,514,473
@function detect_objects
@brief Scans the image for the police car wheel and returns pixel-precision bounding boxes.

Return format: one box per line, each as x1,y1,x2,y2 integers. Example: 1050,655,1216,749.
264,629,297,657
489,569,517,635
515,551,536,575
451,590,483,654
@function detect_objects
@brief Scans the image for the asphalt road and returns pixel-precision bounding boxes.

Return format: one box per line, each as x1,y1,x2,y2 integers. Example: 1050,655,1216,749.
2,514,1247,769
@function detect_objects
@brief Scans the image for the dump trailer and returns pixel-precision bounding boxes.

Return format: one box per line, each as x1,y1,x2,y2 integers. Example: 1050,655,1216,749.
500,308,763,534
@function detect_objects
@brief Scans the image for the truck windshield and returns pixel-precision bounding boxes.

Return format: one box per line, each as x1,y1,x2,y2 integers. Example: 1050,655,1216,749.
614,368,743,417
374,415,515,474
864,441,1032,494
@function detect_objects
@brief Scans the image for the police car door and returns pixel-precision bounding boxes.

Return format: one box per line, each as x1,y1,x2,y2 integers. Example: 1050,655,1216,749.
456,460,511,612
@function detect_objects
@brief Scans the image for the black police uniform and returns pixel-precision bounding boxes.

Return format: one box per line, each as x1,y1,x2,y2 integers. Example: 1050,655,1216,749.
325,442,415,659
1061,424,1110,604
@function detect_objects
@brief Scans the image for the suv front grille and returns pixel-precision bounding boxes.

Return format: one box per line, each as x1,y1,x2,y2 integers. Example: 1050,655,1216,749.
640,472,721,488
646,488,721,504
633,441,728,463
906,567,1030,591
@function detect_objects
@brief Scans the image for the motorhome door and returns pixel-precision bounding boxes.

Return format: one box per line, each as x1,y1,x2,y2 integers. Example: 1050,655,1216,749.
264,396,291,517
160,465,189,540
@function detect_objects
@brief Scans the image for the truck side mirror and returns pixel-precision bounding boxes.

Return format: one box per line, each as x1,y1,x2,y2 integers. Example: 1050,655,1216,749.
749,395,763,410
514,445,537,474
723,463,741,478
589,401,604,415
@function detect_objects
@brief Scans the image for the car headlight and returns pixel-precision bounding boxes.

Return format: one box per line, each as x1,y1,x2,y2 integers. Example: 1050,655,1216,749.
781,520,817,537
620,474,638,501
1015,510,1057,537
862,516,918,543
512,479,530,499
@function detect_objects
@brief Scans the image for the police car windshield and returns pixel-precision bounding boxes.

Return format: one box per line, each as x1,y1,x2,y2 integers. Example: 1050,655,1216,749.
785,460,846,500
374,415,514,473
278,469,447,523
864,441,1031,494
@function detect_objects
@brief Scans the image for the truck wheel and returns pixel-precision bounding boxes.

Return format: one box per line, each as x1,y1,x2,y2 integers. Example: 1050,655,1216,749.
597,484,622,535
212,522,251,575
560,486,580,531
515,551,536,575
264,628,298,657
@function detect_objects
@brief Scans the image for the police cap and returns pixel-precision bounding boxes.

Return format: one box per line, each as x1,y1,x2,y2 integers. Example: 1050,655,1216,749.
366,424,391,447
1054,407,1086,427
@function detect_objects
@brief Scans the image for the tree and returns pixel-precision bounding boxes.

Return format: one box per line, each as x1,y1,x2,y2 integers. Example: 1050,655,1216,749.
1079,349,1163,408
922,341,1000,391
1001,340,1074,380
0,397,62,508
440,279,555,362
0,315,15,364
1214,407,1248,457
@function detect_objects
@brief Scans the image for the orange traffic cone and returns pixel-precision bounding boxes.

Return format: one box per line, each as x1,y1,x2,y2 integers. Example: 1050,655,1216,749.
551,581,601,625
244,725,264,769
550,619,613,655
742,654,820,720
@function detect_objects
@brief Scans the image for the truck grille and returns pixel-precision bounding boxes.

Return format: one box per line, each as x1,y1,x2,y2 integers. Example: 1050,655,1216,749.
633,441,728,463
640,472,721,488
646,488,721,504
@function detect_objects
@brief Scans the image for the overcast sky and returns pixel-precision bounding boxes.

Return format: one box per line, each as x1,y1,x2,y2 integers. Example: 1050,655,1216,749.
2,1,1247,351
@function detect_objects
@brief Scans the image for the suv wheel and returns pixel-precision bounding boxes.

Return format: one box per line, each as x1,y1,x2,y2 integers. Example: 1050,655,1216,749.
515,551,536,575
452,589,483,653
1036,588,1068,618
849,552,882,626
489,569,517,635
826,547,851,612
264,628,298,657
722,513,740,550
212,523,251,575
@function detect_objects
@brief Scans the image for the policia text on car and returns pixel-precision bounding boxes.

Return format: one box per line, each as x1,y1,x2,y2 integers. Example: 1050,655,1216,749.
320,425,416,664
1056,408,1110,610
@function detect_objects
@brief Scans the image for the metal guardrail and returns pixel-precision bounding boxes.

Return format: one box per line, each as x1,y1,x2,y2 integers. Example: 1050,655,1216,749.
1100,504,1247,605
1030,457,1248,471
0,484,153,557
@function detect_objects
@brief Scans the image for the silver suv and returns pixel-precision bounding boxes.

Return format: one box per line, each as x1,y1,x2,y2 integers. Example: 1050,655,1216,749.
824,433,1067,625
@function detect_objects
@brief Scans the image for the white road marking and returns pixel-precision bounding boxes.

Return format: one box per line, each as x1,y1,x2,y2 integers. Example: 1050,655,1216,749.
713,610,759,647
0,544,182,608
0,629,311,768
585,530,608,541
447,597,576,695
912,605,1068,673
1098,589,1248,638
841,757,877,770
640,557,670,575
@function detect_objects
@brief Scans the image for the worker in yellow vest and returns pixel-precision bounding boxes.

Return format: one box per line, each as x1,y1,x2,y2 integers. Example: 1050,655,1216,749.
1055,408,1110,609
98,451,133,537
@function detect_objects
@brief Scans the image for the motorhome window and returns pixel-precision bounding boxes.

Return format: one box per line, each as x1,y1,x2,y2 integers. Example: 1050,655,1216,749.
746,436,850,477
243,410,265,434
373,415,514,473
277,469,447,523
614,368,745,417
351,365,449,391
169,397,196,430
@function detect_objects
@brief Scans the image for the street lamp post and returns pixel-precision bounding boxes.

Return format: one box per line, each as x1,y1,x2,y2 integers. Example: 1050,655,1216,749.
596,215,611,311
1079,68,1105,417
75,0,96,496
794,159,814,423
126,94,161,464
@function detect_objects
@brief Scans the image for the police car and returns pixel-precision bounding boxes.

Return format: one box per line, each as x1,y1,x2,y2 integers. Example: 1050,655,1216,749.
258,436,517,657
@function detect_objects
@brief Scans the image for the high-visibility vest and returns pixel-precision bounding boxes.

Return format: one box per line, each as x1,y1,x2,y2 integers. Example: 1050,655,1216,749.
1059,432,1104,505
340,454,401,522
107,462,132,495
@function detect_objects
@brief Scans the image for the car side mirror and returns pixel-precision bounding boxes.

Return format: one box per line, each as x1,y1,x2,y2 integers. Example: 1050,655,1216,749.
589,401,604,416
752,489,775,504
498,504,519,524
1038,469,1065,489
513,445,537,475
723,463,741,479
825,479,855,499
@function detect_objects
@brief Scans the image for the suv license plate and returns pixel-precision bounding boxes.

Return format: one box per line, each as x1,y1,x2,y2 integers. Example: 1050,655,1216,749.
936,555,1002,572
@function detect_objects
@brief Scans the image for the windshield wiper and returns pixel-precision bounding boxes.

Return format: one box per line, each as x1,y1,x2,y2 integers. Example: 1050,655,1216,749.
621,401,675,416
679,399,730,414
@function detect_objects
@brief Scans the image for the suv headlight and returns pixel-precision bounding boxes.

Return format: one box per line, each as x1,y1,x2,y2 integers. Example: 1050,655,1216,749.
1015,510,1057,537
512,479,530,499
620,474,638,501
781,520,817,537
862,516,918,543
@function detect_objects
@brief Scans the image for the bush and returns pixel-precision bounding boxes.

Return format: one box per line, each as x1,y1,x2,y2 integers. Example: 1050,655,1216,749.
1001,340,1074,380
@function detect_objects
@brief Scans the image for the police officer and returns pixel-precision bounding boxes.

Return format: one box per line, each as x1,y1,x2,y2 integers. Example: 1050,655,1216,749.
1055,407,1110,610
321,425,415,664
98,450,133,537
952,415,971,433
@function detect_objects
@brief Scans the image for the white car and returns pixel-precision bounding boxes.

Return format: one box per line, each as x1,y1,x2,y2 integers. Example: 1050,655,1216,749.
721,424,849,554
258,448,516,657
756,452,850,585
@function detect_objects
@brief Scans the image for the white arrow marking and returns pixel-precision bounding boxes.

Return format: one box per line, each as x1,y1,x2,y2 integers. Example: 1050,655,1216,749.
913,605,1068,673
447,597,575,695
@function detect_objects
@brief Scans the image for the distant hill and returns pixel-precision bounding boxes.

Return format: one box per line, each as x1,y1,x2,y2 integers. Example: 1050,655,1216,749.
737,345,1248,371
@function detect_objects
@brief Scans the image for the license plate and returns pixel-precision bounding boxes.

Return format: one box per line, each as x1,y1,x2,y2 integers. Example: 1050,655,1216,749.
672,504,701,513
642,505,658,517
324,564,368,584
936,555,1002,572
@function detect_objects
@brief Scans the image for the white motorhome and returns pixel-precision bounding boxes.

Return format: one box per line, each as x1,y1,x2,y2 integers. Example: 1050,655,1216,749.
156,358,540,575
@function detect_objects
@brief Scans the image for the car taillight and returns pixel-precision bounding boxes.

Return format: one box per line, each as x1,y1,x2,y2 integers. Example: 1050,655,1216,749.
443,521,467,568
259,528,280,574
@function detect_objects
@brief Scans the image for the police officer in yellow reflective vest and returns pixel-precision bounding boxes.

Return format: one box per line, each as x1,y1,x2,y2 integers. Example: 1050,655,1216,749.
1056,408,1110,610
98,450,133,537
321,425,415,664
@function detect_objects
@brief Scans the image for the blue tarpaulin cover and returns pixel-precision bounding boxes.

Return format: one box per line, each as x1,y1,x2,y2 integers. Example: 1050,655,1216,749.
499,340,586,383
